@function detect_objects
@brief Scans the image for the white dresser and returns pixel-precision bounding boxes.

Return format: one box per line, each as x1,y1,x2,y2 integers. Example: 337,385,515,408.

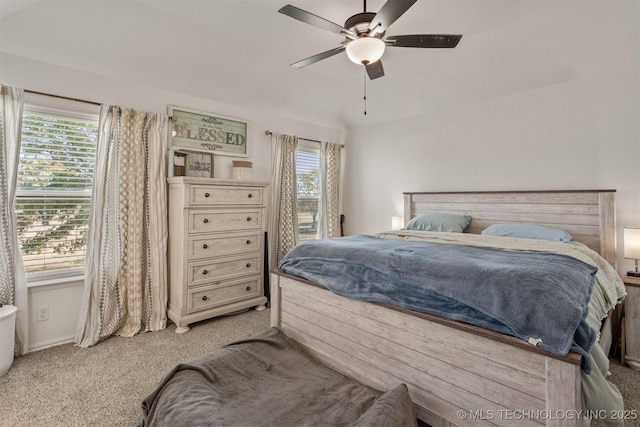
167,177,268,333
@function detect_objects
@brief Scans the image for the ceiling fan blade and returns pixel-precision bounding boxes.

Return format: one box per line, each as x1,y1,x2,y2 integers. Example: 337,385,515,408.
368,0,417,34
279,5,355,38
386,34,462,48
365,60,385,80
290,47,345,68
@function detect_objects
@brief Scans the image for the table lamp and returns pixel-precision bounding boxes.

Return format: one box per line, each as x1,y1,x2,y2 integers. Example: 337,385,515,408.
624,227,640,277
392,215,404,230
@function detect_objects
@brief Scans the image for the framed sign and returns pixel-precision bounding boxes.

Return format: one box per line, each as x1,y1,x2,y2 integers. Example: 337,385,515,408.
185,152,213,178
169,106,248,157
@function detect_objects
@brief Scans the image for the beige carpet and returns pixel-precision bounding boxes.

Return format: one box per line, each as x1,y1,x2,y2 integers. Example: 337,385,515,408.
601,360,640,427
1,307,639,427
0,309,270,427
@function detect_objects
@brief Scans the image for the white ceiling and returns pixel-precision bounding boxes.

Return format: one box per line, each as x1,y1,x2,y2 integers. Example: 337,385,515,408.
0,0,631,129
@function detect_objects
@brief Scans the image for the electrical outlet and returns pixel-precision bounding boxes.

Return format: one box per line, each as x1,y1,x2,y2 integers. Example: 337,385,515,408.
36,305,49,322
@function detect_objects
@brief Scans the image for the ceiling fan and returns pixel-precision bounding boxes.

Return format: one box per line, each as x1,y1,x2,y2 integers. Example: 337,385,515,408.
279,0,462,80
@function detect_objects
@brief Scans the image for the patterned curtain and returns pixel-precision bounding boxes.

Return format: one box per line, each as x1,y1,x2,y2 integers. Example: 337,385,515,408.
268,133,298,269
75,106,168,348
319,141,341,239
0,84,27,355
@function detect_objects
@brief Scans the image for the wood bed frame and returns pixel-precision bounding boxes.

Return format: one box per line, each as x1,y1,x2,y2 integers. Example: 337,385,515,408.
270,190,617,427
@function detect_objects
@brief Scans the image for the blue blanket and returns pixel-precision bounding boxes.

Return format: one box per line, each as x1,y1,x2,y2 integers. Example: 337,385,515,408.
278,235,598,372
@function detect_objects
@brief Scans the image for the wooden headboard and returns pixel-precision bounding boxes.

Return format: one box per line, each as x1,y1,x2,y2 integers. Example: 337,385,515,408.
403,190,617,267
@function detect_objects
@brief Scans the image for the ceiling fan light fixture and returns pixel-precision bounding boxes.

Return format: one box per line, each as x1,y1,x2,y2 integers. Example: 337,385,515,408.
346,37,385,65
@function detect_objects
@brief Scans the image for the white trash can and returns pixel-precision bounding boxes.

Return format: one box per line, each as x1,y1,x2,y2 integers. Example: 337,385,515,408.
0,304,17,376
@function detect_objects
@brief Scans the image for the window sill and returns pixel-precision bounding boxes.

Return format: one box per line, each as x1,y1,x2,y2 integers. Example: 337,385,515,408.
27,274,84,289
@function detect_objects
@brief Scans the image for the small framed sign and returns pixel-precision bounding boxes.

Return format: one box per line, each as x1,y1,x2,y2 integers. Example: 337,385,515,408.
185,152,213,178
169,106,248,157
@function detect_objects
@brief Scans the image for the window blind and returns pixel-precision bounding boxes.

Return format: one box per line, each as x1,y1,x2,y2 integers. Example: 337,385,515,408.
296,147,320,242
16,111,98,274
296,148,320,196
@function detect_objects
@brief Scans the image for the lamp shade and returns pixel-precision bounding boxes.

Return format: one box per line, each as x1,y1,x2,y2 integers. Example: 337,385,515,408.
346,37,385,65
392,215,404,230
624,227,640,259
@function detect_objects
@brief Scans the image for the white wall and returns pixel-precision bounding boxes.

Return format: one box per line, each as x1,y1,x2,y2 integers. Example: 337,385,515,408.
28,280,84,351
1,52,345,350
342,1,640,274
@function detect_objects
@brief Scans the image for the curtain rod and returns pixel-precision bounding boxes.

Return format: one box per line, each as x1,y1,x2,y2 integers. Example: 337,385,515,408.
25,89,101,106
264,130,344,148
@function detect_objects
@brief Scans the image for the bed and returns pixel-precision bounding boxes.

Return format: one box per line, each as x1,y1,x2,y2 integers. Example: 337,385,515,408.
270,190,626,427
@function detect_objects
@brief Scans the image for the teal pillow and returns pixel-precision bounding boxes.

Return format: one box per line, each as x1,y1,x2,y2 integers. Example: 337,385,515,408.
404,213,471,233
481,223,573,242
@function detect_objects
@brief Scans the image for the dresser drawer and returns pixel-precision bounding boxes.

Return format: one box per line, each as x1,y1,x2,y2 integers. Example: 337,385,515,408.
188,231,262,259
189,209,263,233
188,253,262,286
188,276,261,313
190,185,263,206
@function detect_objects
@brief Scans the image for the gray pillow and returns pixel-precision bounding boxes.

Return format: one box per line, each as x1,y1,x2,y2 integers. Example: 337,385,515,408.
481,223,573,242
404,213,471,233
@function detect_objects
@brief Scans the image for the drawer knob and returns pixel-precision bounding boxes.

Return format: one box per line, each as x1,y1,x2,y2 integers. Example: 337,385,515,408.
246,240,251,245
202,295,208,301
203,218,209,223
248,193,253,198
246,263,251,268
246,217,252,222
245,286,251,291
203,244,208,249
204,192,210,198
203,269,208,275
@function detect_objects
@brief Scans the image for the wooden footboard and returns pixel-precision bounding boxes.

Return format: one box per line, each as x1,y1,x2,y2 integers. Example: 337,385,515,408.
271,273,582,427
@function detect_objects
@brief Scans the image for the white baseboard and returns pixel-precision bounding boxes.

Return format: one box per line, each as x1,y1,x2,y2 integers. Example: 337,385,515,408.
28,335,75,353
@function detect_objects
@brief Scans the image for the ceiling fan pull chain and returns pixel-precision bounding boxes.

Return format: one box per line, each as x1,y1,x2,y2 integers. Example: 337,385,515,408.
363,69,367,116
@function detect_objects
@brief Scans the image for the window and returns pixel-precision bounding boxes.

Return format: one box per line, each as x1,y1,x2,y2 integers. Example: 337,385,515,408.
16,99,98,277
296,142,320,242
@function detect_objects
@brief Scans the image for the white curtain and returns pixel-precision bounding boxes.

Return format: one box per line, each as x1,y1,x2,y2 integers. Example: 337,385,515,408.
0,85,27,355
75,106,168,348
319,141,341,239
268,133,298,270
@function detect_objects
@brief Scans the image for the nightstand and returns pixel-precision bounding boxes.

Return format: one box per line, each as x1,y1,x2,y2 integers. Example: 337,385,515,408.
621,275,640,370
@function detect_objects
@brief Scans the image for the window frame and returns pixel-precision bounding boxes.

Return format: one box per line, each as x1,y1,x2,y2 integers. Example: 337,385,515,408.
295,140,321,242
18,95,99,284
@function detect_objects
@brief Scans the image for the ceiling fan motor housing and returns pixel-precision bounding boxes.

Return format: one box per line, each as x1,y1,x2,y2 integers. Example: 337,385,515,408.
344,12,385,38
